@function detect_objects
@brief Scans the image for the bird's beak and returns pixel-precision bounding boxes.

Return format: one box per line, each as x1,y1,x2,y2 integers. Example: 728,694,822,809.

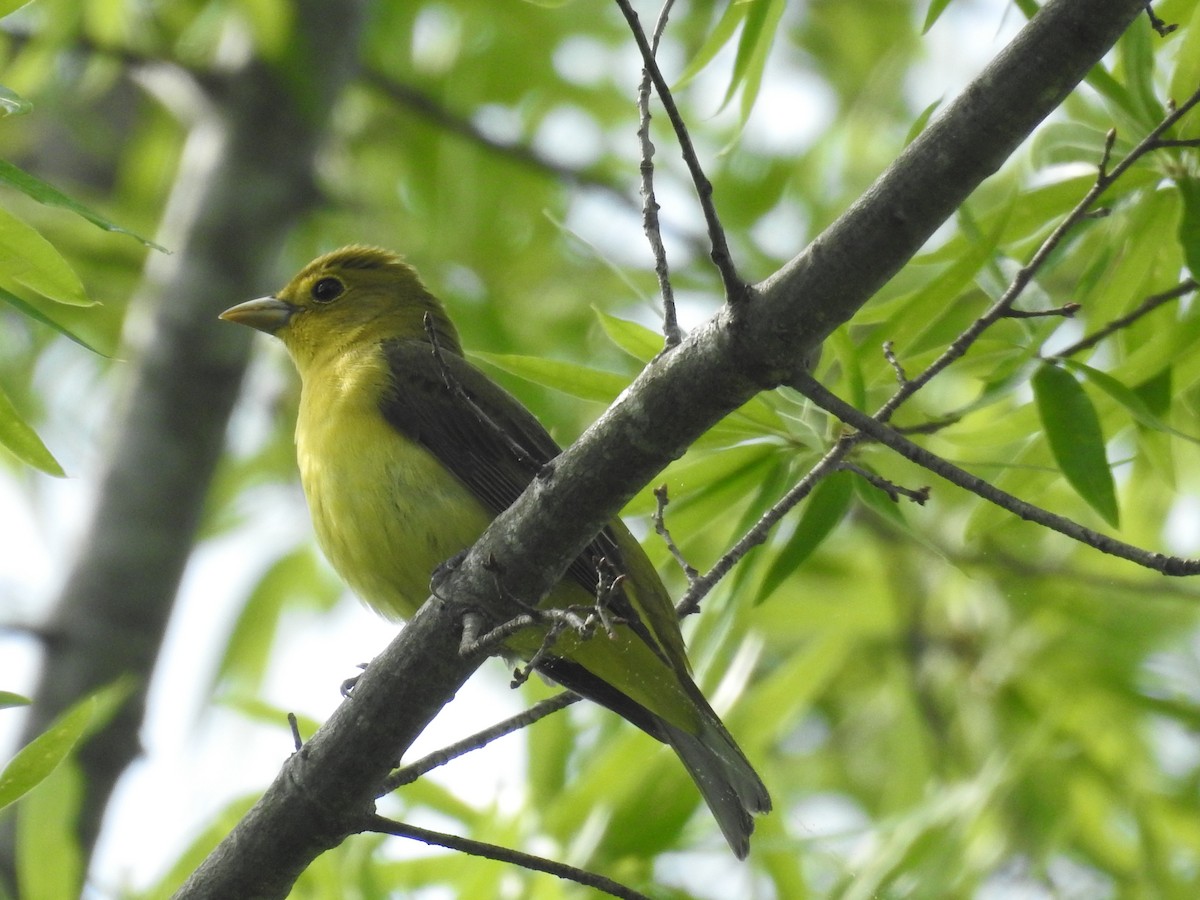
219,296,299,335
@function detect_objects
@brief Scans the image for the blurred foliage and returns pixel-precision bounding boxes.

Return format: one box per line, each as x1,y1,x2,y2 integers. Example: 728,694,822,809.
3,0,1200,898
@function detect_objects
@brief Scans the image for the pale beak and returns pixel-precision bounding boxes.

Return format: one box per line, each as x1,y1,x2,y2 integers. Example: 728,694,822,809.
219,296,299,335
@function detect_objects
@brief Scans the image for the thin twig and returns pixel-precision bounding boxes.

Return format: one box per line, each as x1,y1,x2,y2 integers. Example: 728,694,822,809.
1052,279,1197,358
837,462,930,505
613,0,746,303
1143,3,1178,36
883,341,908,384
636,0,683,347
287,712,303,752
364,69,626,200
653,485,699,583
793,372,1200,576
895,414,962,436
383,691,579,791
1147,137,1200,148
1001,302,1080,319
365,814,651,900
676,441,852,616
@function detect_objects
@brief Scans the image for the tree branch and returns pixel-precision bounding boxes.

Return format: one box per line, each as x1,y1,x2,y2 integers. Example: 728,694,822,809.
615,0,746,303
791,372,1200,576
366,814,651,900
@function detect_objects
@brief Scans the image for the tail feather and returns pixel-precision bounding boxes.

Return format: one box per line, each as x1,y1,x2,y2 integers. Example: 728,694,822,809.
536,655,771,857
663,717,771,859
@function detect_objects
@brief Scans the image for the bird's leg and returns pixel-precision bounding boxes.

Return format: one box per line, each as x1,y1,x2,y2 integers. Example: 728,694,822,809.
458,612,542,658
510,619,570,688
592,558,626,639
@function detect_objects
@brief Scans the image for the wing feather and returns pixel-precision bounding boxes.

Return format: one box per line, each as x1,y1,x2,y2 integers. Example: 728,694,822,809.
377,339,684,668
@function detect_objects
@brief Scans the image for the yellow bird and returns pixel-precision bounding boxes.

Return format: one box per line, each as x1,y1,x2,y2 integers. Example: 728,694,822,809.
221,246,770,856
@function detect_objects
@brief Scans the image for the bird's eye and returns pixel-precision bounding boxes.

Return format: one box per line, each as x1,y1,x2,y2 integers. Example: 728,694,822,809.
311,277,344,303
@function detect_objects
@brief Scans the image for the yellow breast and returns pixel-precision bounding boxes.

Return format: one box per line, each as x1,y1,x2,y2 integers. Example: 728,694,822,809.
294,344,493,620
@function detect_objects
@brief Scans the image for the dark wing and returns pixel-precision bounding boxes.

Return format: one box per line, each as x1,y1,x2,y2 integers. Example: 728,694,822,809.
378,338,632,605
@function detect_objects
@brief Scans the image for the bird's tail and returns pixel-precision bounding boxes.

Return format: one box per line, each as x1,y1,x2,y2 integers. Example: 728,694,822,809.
535,655,770,857
662,709,771,859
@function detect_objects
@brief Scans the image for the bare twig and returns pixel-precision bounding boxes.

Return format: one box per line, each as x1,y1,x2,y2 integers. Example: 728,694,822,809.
364,69,626,199
1001,302,1080,319
613,0,746,303
1052,279,1198,358
653,485,699,583
635,0,683,347
793,372,1200,576
837,462,930,505
1149,137,1200,148
384,691,579,791
1098,127,1118,179
672,95,1200,614
287,713,303,752
676,441,852,616
1143,3,1177,36
895,415,962,436
883,341,908,384
365,814,651,900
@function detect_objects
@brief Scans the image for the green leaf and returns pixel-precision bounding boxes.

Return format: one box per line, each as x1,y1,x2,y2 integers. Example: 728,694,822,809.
0,158,166,250
1032,362,1119,527
220,694,320,741
676,2,750,89
1133,366,1171,417
757,469,854,603
1168,1,1200,109
0,679,131,811
216,546,343,690
1118,15,1165,126
233,0,294,59
0,1,33,18
731,0,786,122
0,206,90,306
16,760,83,900
1063,360,1200,446
0,83,32,117
472,352,630,404
0,381,64,476
922,0,955,34
0,691,30,709
1177,178,1200,280
0,285,113,356
904,98,942,146
594,307,663,362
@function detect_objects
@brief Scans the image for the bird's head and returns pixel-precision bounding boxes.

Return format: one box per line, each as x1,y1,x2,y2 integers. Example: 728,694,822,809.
221,245,463,369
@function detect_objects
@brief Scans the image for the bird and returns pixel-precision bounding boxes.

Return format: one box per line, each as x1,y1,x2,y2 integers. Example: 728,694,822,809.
220,245,770,856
